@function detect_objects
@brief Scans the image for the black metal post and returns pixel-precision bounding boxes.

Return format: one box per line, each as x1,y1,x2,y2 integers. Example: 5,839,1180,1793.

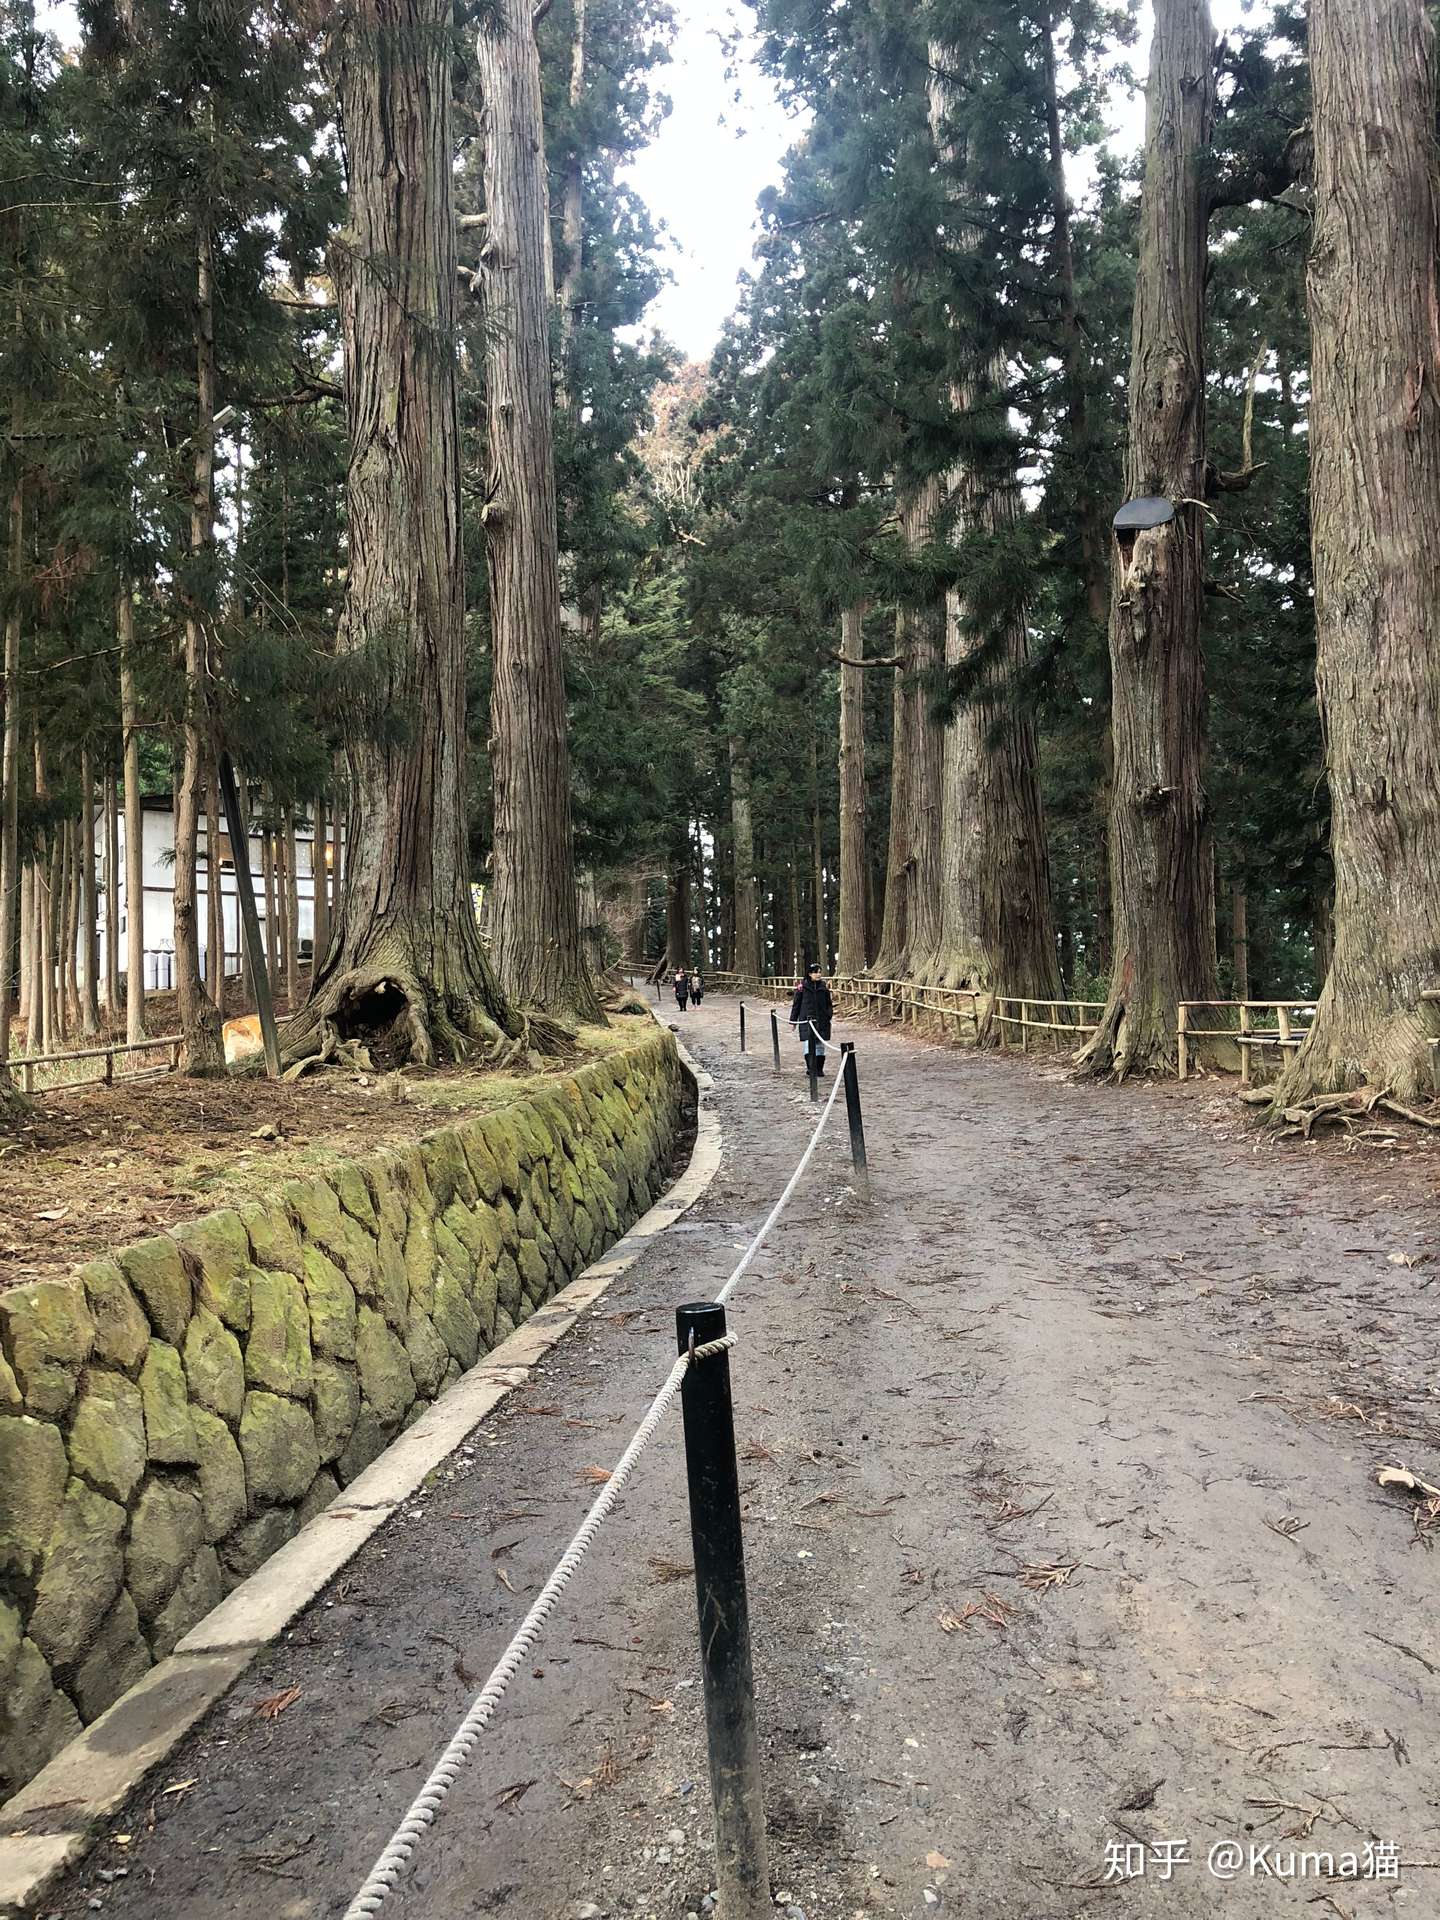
770,1008,781,1073
806,1029,819,1102
739,1002,747,1052
675,1302,770,1920
840,1041,869,1193
216,753,281,1080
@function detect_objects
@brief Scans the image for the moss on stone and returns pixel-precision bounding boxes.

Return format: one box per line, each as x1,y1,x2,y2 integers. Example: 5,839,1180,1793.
68,1368,147,1505
245,1270,314,1399
375,1226,409,1333
458,1124,503,1206
297,1468,340,1527
405,1307,449,1399
312,1359,360,1465
0,1280,96,1416
192,1407,247,1542
421,1130,476,1210
301,1248,357,1362
182,1308,245,1426
363,1158,410,1242
0,1638,80,1799
27,1477,127,1667
127,1476,205,1620
336,1405,387,1485
174,1212,254,1329
140,1339,199,1466
331,1162,378,1232
431,1269,481,1370
0,1415,68,1578
118,1236,194,1345
80,1259,150,1373
239,1391,320,1506
239,1201,307,1281
354,1307,414,1428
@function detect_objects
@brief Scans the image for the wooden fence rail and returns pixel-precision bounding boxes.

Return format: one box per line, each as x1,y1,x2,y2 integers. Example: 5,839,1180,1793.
1176,1001,1317,1084
11,1034,184,1096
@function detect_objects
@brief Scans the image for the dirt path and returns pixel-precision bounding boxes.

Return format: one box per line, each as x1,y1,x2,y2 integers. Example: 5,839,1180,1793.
43,995,1440,1920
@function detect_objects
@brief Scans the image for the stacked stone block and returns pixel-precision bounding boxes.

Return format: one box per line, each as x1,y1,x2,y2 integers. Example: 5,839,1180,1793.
0,1031,683,1796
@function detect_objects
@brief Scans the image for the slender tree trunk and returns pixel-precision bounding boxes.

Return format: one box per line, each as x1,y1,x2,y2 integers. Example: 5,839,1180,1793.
18,860,31,1037
204,766,223,1005
1231,881,1250,1000
477,0,601,1023
118,590,146,1043
728,736,760,979
103,765,121,1019
174,211,224,1072
837,605,868,975
809,722,826,969
0,469,20,1090
1272,0,1440,1102
311,796,329,969
692,819,710,971
1077,0,1219,1077
79,751,100,1036
558,0,585,366
57,818,74,1042
302,0,517,1065
262,800,278,986
284,805,300,1005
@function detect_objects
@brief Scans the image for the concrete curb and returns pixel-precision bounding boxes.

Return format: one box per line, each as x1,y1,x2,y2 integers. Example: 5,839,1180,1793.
0,1033,722,1917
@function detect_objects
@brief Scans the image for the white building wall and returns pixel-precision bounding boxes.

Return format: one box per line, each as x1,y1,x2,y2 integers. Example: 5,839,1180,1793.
98,807,340,988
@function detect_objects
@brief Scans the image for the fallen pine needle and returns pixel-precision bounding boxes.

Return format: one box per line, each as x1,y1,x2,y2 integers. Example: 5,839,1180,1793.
253,1685,301,1720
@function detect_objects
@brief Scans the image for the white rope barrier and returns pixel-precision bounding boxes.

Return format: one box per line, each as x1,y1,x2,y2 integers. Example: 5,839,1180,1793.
342,1051,852,1918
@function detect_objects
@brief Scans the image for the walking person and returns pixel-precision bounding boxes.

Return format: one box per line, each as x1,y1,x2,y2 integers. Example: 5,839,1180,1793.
691,968,705,1007
789,961,833,1076
673,965,690,1013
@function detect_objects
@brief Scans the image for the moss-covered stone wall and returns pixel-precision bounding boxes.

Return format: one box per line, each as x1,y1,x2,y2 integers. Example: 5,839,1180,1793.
0,1029,684,1796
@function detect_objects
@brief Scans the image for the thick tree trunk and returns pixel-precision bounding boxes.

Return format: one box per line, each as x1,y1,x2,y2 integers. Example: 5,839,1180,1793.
837,605,868,975
729,736,760,978
103,765,121,1019
0,470,20,1090
1271,0,1440,1103
118,591,146,1044
665,859,690,970
477,0,600,1023
175,214,224,1073
308,0,520,1066
876,479,943,979
1076,0,1219,1078
79,751,101,1036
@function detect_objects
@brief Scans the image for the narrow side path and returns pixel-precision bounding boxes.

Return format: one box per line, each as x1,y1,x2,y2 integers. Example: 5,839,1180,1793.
42,994,1440,1920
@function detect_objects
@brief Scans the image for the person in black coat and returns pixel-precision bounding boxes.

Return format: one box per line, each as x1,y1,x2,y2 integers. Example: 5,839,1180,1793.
789,963,834,1075
673,966,690,1012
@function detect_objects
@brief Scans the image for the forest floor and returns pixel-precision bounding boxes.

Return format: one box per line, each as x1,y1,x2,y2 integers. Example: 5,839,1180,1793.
35,991,1440,1920
0,999,652,1294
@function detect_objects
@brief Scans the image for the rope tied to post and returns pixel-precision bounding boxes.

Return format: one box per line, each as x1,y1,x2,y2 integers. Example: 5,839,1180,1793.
342,1046,856,1920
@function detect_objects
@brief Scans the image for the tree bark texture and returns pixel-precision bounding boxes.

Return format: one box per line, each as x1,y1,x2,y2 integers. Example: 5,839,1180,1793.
311,0,519,1066
103,766,121,1018
1273,0,1440,1103
119,590,146,1043
0,471,20,1085
837,605,868,974
79,751,100,1036
729,735,760,978
1231,880,1250,999
477,0,600,1023
175,214,224,1073
873,479,942,976
1077,0,1219,1078
665,858,690,970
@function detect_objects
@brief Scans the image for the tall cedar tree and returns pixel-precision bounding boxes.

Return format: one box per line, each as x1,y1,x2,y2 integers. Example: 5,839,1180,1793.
303,0,520,1065
1273,0,1440,1104
1076,0,1220,1076
477,0,602,1023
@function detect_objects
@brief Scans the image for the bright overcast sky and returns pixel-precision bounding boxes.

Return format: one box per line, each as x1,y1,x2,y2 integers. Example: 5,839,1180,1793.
624,0,1260,362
